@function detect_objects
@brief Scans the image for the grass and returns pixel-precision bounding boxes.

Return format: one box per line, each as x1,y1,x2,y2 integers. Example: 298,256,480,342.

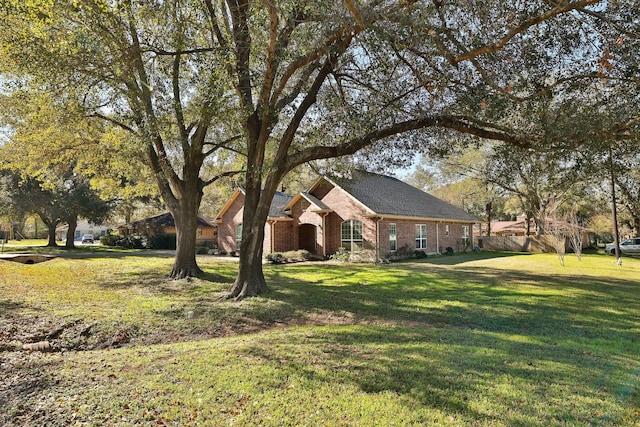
1,251,639,426
0,238,145,254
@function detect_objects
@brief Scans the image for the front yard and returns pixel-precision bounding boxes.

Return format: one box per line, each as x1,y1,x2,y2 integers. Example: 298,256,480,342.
0,251,638,425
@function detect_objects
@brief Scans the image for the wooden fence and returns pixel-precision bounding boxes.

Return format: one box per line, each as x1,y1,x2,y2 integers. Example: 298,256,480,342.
477,235,564,253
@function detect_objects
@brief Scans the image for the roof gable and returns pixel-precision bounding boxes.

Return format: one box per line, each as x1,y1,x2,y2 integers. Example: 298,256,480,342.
215,188,293,221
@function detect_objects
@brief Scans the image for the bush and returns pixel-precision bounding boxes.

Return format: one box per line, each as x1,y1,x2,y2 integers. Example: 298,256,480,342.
331,247,376,263
99,234,145,249
266,250,315,264
100,234,120,247
414,250,427,259
445,246,454,255
266,252,286,264
385,244,414,262
331,247,350,262
195,246,209,254
147,233,176,250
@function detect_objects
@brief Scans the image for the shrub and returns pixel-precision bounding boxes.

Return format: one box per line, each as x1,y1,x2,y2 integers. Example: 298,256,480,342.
195,246,209,254
99,234,145,249
266,252,286,264
218,250,227,256
331,247,350,262
445,246,454,255
331,247,376,263
147,233,176,250
385,244,414,262
122,235,145,249
100,234,120,247
266,250,315,264
414,250,427,259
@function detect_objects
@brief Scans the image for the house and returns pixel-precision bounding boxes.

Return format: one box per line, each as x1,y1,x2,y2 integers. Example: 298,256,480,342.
215,171,479,259
216,189,294,254
489,215,531,236
117,212,216,246
55,220,111,241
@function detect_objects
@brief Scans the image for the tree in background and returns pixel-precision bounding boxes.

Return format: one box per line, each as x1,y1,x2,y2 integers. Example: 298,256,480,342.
0,168,112,247
60,172,113,248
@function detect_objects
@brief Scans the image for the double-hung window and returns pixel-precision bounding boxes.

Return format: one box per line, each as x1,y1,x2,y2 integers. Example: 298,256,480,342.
341,220,363,251
415,224,427,249
462,225,470,247
235,223,243,248
389,223,397,252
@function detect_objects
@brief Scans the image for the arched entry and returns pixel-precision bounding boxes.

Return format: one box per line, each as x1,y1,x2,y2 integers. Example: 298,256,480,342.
298,224,317,254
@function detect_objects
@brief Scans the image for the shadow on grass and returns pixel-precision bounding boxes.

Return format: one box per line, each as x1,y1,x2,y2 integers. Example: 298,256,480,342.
0,299,29,313
265,264,640,343
404,250,532,265
233,260,640,425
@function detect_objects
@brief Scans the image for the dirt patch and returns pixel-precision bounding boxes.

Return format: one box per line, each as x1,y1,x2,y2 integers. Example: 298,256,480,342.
0,305,372,426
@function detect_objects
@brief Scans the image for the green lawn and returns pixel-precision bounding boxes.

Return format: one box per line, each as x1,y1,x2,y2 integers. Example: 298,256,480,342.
1,252,638,426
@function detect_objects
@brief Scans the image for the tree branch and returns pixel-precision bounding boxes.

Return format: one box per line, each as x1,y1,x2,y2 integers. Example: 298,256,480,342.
452,0,601,65
202,169,245,187
284,114,532,173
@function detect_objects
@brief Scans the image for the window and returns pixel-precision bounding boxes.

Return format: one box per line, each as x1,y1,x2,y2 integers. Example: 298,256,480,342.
341,220,363,251
389,223,397,251
462,225,470,247
235,223,243,248
415,224,427,249
300,199,309,210
445,224,450,236
196,228,203,238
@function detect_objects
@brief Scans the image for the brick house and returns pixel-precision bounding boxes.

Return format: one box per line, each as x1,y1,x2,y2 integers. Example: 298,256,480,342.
118,212,216,246
216,171,479,259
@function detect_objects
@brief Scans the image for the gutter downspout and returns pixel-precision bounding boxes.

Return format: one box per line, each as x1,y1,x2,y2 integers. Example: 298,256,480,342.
321,212,329,258
268,220,275,254
436,221,440,254
376,217,382,263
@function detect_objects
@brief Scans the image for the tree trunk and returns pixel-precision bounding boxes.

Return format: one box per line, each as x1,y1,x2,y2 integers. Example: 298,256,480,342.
65,215,77,249
226,211,270,299
225,174,274,300
168,185,203,279
40,217,58,247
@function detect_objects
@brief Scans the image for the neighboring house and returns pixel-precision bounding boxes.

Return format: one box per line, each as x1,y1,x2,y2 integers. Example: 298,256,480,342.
216,171,479,259
55,220,111,241
117,212,216,246
489,215,531,236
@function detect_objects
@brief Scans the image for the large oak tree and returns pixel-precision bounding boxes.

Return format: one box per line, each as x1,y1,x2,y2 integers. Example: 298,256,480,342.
1,0,637,297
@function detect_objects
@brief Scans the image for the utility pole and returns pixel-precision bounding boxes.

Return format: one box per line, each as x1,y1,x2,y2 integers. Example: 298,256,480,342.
609,145,621,265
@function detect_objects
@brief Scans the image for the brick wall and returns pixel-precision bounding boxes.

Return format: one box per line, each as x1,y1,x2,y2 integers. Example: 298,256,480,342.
378,220,472,255
310,185,376,255
217,194,245,253
271,221,294,252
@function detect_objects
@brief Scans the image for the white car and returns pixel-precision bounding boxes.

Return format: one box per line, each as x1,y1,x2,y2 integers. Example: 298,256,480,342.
605,238,640,255
81,234,95,244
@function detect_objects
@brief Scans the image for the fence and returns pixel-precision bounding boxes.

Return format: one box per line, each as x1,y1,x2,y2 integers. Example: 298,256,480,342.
477,235,565,253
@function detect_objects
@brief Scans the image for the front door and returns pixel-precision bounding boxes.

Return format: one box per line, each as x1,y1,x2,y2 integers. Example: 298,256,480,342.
298,224,316,254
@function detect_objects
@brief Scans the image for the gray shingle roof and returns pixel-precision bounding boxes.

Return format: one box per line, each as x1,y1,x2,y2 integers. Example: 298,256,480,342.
269,191,294,218
121,212,213,229
330,171,479,222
